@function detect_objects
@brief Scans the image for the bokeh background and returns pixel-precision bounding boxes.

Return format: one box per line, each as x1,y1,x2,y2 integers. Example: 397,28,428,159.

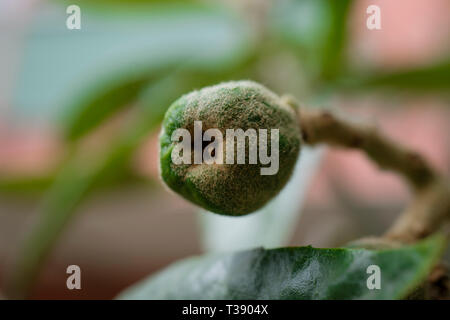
0,0,449,299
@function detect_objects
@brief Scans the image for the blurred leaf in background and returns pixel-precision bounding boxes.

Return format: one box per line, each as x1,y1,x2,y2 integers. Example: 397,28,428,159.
342,58,450,94
269,0,352,87
6,0,255,298
13,1,250,123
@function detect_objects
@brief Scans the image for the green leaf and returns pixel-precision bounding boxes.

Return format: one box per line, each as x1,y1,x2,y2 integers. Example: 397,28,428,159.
318,0,352,82
13,2,250,123
118,235,446,300
5,64,252,298
345,59,450,93
270,0,331,51
0,175,54,194
62,70,161,141
6,1,253,298
269,0,352,83
198,147,323,252
5,114,158,299
5,70,185,298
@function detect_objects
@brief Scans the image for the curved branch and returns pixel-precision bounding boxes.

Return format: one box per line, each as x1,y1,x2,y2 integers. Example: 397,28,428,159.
283,95,450,243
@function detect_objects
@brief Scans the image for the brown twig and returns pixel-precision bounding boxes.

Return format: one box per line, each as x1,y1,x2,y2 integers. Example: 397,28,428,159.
283,95,450,243
385,180,450,242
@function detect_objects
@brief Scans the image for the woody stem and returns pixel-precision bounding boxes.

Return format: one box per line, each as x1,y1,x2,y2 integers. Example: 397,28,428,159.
283,95,450,243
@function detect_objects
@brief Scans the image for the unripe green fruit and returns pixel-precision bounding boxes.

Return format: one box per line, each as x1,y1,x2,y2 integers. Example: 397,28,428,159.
159,80,301,216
